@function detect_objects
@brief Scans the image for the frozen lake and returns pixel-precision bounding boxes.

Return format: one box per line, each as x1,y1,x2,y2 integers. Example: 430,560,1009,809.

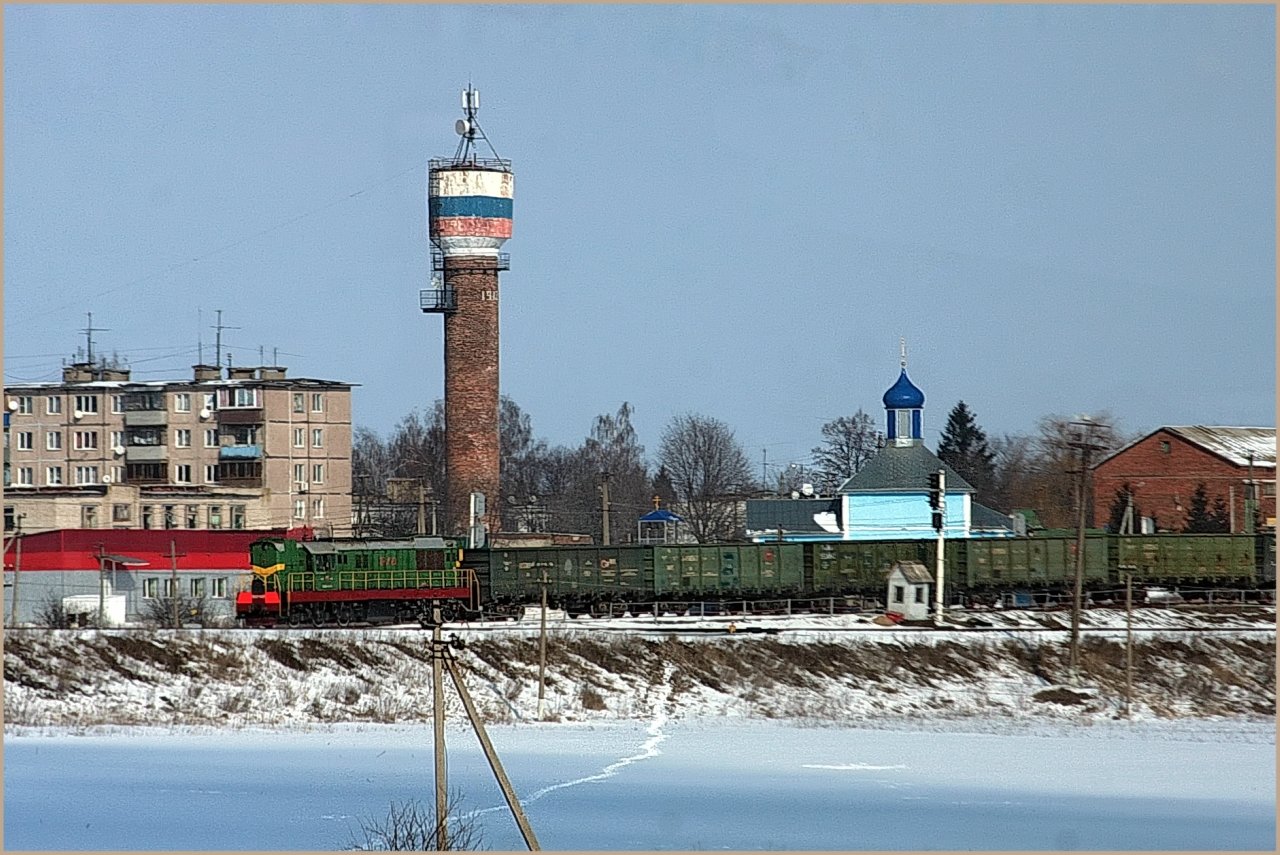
4,718,1274,850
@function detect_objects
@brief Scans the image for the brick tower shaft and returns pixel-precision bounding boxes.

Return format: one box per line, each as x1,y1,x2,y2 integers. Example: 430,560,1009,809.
443,257,501,536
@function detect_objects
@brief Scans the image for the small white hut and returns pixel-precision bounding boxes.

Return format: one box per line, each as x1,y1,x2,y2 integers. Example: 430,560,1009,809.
886,561,933,621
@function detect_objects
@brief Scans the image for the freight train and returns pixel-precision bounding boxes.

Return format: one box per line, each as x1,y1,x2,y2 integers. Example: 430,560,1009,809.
235,532,1274,627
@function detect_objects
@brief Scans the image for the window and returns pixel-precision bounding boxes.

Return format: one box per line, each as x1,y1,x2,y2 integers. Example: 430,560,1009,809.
293,427,305,448
186,505,199,529
175,464,192,484
312,463,324,484
113,503,131,523
17,431,33,451
74,394,99,414
174,393,191,413
45,466,63,486
230,505,246,529
143,578,159,598
205,464,218,483
294,499,306,519
892,585,905,604
311,393,323,413
46,396,62,415
211,578,227,598
110,431,125,450
190,578,205,598
81,505,99,528
312,428,323,448
204,428,218,448
163,578,177,598
127,427,164,446
142,506,155,529
127,462,165,482
112,465,125,483
1262,482,1277,498
164,505,177,529
218,387,260,408
311,498,325,519
209,506,223,529
202,392,216,413
1160,441,1171,454
292,392,305,414
15,396,33,414
914,587,925,603
896,409,911,439
46,431,62,451
111,395,125,414
293,463,306,482
16,467,34,486
74,466,99,485
4,506,15,532
124,391,164,412
74,431,99,450
175,429,191,448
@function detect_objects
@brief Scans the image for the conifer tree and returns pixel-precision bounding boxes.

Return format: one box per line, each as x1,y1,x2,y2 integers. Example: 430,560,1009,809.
936,401,995,500
1182,483,1229,533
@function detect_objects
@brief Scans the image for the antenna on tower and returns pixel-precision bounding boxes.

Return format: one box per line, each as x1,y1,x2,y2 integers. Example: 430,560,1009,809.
82,312,109,366
452,83,502,163
212,309,242,374
900,336,908,370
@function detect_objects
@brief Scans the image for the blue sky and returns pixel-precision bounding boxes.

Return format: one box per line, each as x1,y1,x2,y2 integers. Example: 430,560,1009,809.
4,5,1274,475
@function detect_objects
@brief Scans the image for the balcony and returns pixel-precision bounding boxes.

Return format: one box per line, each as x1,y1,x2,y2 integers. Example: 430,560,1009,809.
125,445,168,462
216,409,263,425
123,410,168,427
220,445,263,460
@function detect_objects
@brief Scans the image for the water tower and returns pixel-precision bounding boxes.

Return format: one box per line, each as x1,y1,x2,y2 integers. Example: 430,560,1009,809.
421,87,513,543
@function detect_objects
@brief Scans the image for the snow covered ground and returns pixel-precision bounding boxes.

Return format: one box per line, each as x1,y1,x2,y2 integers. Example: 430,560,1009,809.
4,718,1274,850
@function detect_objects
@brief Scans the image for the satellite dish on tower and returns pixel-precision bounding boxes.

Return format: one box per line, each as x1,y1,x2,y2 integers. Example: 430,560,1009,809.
455,119,470,137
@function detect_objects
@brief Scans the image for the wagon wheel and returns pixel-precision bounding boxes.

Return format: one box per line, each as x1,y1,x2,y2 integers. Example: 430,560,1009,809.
310,606,325,628
287,608,303,627
336,605,353,627
440,603,460,623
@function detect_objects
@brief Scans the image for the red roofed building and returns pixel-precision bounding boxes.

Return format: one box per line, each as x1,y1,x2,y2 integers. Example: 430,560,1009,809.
1092,426,1275,533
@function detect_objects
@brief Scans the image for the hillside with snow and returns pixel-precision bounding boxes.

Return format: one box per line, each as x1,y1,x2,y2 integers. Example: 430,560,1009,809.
4,607,1274,730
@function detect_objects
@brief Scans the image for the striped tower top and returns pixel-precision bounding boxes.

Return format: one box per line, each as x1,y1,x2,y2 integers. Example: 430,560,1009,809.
428,166,513,257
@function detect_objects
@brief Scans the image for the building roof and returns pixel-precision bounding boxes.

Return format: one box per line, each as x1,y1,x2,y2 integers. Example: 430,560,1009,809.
889,561,933,585
971,502,1015,532
1097,426,1276,470
638,508,683,524
837,443,975,493
745,498,839,534
882,369,925,409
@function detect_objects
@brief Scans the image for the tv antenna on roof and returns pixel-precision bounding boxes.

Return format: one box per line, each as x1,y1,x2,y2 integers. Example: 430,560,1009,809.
82,312,109,365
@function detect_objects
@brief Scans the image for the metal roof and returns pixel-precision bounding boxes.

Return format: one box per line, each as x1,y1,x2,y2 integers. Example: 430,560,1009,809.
300,537,447,555
837,444,975,493
745,498,840,533
970,502,1015,532
1097,426,1276,469
889,561,934,585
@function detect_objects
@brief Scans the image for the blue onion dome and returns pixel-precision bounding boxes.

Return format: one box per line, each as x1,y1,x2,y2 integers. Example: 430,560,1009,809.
882,369,925,409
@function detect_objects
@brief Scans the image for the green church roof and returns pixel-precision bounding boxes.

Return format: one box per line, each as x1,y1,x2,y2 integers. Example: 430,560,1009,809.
837,443,976,493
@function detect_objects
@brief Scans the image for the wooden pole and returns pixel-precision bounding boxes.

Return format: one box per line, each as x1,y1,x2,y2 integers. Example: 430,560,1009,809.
445,655,542,850
171,540,181,629
1124,572,1134,720
537,571,548,719
8,532,22,628
431,605,448,850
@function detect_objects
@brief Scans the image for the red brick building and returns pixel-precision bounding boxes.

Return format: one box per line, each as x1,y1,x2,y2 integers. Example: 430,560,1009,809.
1092,426,1275,533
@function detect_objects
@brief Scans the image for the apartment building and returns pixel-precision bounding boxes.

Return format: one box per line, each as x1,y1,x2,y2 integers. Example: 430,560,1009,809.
4,360,354,536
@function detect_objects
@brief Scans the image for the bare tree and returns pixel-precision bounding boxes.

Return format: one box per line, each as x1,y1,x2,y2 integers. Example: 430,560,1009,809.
583,402,650,544
987,433,1038,514
348,792,484,851
811,410,879,494
388,404,448,505
352,426,397,498
658,413,754,542
34,592,69,629
140,595,212,628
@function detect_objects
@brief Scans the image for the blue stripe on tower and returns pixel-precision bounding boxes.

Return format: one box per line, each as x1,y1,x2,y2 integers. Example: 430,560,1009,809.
429,196,514,219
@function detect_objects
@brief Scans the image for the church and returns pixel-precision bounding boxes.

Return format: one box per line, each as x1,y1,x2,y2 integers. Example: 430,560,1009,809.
745,350,1015,542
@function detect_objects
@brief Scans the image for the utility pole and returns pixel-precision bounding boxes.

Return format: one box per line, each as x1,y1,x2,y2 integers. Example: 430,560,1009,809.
1245,451,1257,534
537,570,549,719
600,472,612,547
1067,417,1110,684
426,607,541,850
431,604,448,850
6,516,24,628
1124,570,1134,720
96,545,107,631
170,540,181,629
417,483,428,537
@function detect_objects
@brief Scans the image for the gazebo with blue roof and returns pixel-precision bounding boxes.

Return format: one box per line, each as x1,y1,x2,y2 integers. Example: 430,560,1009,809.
637,500,685,544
